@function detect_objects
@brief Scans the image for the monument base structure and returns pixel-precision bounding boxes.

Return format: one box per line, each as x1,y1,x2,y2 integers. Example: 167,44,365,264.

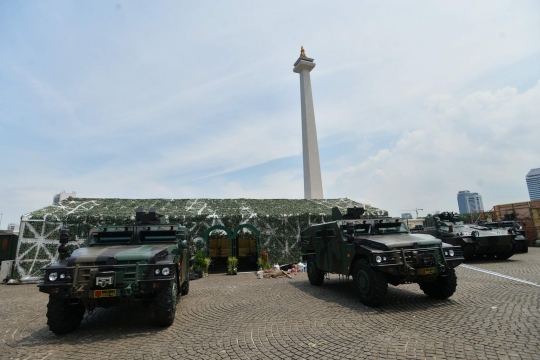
14,198,388,282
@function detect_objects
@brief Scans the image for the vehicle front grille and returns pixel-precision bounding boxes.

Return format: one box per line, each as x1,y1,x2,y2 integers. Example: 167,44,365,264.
396,248,439,267
75,265,138,285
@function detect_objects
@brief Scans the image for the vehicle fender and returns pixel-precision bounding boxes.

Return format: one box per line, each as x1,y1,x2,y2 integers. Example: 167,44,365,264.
461,237,477,245
348,254,368,276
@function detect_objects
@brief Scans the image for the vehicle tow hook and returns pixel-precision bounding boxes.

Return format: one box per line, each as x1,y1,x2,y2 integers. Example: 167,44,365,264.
75,285,85,298
439,263,446,272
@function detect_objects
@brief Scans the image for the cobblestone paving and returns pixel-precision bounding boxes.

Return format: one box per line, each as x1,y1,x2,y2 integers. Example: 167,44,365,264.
1,249,539,360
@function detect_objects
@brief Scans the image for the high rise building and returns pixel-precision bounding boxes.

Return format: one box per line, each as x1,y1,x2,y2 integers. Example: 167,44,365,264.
457,190,484,214
466,194,484,213
457,191,471,214
526,168,540,201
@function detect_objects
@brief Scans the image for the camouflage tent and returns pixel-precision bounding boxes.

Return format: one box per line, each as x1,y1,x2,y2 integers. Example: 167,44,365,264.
15,198,387,282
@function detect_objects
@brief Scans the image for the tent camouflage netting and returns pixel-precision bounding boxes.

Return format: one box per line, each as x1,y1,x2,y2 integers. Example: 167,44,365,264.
15,198,387,282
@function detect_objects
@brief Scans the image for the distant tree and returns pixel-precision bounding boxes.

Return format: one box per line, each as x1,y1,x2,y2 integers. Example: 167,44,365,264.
422,214,435,228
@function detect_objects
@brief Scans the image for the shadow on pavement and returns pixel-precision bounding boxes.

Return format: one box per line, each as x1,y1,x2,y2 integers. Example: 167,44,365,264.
464,257,519,265
288,276,459,314
16,303,168,348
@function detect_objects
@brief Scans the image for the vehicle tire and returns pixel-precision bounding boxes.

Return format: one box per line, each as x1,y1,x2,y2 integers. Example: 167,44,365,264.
462,243,475,260
352,258,388,307
523,243,529,253
181,278,189,296
154,278,179,327
419,268,457,299
307,256,325,286
46,297,85,334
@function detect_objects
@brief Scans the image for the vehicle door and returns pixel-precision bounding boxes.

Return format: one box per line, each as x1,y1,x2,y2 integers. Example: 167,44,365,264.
314,225,330,271
324,225,342,274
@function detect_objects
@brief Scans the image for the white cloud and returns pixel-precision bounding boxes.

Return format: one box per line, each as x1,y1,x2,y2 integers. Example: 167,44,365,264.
331,80,540,216
1,1,540,226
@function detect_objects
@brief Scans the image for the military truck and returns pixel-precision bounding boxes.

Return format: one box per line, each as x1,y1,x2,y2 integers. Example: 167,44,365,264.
300,206,464,307
38,208,191,334
428,212,520,260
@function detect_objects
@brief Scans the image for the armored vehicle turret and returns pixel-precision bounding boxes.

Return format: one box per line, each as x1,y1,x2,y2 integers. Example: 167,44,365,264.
429,212,521,260
300,206,464,307
38,208,191,333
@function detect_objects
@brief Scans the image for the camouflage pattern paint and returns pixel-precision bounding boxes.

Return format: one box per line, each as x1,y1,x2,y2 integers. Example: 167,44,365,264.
38,222,190,309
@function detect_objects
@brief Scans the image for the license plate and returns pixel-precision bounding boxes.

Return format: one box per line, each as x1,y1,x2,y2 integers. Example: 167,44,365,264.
419,267,435,275
94,289,116,298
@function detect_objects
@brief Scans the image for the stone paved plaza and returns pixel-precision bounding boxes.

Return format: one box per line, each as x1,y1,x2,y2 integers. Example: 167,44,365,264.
1,249,539,360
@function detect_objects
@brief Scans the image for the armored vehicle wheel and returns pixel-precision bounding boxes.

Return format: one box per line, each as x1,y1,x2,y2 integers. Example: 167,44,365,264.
307,256,325,286
181,278,189,296
496,250,514,260
154,277,179,327
352,258,388,307
419,268,457,299
462,244,475,260
46,297,85,334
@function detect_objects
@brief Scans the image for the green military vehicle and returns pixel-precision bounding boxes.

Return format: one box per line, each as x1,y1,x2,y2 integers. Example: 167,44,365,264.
429,212,519,260
300,206,464,307
478,214,528,253
38,208,191,334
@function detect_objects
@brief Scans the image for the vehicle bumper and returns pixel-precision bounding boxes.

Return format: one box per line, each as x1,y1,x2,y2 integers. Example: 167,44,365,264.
370,246,464,280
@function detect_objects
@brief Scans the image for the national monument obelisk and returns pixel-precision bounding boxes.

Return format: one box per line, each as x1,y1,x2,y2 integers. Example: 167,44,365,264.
293,46,324,199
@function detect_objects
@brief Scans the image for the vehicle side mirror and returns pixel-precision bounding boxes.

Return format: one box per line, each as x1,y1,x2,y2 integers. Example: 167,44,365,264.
176,230,188,250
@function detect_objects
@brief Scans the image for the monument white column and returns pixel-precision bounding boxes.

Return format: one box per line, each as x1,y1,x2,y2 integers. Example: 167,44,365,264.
293,46,324,199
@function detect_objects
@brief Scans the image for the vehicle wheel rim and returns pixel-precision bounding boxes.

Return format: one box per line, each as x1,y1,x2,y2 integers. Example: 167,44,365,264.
357,270,370,295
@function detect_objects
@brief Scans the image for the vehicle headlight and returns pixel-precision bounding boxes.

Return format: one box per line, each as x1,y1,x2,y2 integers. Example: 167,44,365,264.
382,257,387,261
375,256,382,263
48,272,58,281
154,268,161,275
449,250,454,257
162,267,170,276
444,251,448,256
59,273,66,279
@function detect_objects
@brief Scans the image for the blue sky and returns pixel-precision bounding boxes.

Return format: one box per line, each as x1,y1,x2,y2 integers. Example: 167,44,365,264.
1,1,540,227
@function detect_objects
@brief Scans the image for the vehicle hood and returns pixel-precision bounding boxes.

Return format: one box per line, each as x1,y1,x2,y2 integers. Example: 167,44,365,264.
67,244,171,265
362,233,442,249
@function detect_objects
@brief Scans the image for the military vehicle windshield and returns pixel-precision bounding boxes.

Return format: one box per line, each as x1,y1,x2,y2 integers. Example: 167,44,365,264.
139,230,176,243
137,226,177,243
341,223,372,235
375,222,409,234
89,230,133,246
